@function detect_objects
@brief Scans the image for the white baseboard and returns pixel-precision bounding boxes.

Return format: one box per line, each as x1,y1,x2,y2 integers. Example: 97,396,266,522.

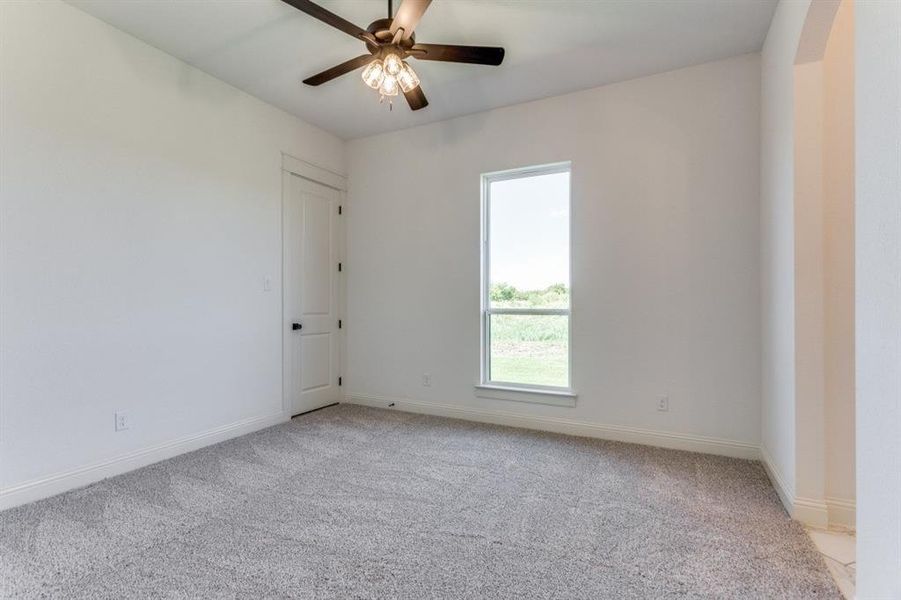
759,445,853,530
825,496,856,531
760,445,796,516
0,412,289,511
346,393,760,460
794,496,830,529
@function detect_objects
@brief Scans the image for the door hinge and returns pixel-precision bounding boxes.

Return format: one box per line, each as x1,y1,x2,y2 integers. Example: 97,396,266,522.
338,376,342,386
338,205,343,215
338,262,342,272
338,319,343,329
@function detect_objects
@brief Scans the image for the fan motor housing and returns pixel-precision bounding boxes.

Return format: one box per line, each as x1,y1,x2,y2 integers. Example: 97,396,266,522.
366,18,415,52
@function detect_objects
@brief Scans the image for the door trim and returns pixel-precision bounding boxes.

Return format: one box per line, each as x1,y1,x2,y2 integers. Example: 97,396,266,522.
281,155,346,416
282,153,346,192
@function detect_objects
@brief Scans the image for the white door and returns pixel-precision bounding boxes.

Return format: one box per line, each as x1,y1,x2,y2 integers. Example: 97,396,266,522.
283,172,341,415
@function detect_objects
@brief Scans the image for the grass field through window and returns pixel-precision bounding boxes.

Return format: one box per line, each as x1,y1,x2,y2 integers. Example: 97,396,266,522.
489,284,569,388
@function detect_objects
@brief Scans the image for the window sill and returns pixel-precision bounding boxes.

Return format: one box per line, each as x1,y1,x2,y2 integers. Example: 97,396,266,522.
473,384,577,407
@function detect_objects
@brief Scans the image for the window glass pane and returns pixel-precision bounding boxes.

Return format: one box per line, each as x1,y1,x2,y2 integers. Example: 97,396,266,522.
489,171,569,309
489,314,568,387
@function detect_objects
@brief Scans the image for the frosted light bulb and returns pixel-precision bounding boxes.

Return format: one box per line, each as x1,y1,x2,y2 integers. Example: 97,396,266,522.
397,63,420,93
383,53,403,77
379,73,399,97
361,60,385,89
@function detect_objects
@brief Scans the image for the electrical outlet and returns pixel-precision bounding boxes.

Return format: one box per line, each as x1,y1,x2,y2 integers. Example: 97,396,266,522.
115,411,130,431
422,373,432,387
657,396,669,412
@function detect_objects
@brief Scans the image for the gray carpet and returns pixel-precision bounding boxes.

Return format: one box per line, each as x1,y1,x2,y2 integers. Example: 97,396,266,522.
1,404,840,599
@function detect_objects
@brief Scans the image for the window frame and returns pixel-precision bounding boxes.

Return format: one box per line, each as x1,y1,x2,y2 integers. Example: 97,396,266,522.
479,161,574,396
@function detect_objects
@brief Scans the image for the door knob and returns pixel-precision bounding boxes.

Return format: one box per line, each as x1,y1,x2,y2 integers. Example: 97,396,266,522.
292,323,302,331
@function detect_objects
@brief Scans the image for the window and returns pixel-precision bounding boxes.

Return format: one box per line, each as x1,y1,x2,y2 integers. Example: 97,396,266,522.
480,163,572,394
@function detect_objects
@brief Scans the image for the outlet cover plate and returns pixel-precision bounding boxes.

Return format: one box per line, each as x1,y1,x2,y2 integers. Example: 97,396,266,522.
115,411,130,431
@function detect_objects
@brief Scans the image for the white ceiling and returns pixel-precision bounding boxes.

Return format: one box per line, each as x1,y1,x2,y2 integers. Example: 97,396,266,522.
68,0,777,140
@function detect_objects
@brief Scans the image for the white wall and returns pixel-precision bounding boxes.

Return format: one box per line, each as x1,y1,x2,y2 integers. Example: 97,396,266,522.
0,0,344,500
759,0,811,507
760,0,856,528
346,54,761,451
821,0,855,519
855,0,901,595
792,58,827,510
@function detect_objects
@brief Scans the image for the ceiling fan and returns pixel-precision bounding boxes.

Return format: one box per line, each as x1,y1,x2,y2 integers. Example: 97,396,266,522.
280,0,505,111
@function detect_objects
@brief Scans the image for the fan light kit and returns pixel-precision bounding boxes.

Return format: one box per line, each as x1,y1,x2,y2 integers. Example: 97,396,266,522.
361,53,420,106
281,0,505,111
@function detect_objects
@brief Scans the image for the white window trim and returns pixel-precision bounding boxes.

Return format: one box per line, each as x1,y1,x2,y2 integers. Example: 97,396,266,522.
473,384,576,408
479,161,575,401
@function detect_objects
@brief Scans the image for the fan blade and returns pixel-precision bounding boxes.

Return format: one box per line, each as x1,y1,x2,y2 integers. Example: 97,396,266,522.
411,44,505,65
403,85,429,111
281,0,374,43
303,55,376,86
390,0,431,40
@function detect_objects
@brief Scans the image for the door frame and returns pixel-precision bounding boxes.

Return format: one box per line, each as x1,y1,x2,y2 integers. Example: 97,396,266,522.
280,153,346,416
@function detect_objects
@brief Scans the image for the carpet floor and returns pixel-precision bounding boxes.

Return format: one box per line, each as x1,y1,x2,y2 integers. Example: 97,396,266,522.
1,404,840,599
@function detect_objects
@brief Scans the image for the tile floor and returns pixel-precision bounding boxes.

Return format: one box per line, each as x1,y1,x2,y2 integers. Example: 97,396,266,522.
807,527,856,599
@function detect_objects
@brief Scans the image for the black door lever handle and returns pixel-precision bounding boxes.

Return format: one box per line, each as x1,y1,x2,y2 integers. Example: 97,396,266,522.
292,323,302,331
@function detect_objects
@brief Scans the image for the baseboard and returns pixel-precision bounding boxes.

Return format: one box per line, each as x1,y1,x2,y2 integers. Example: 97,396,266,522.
760,445,836,529
825,496,856,531
0,411,289,511
760,445,796,517
346,393,760,460
794,496,830,529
